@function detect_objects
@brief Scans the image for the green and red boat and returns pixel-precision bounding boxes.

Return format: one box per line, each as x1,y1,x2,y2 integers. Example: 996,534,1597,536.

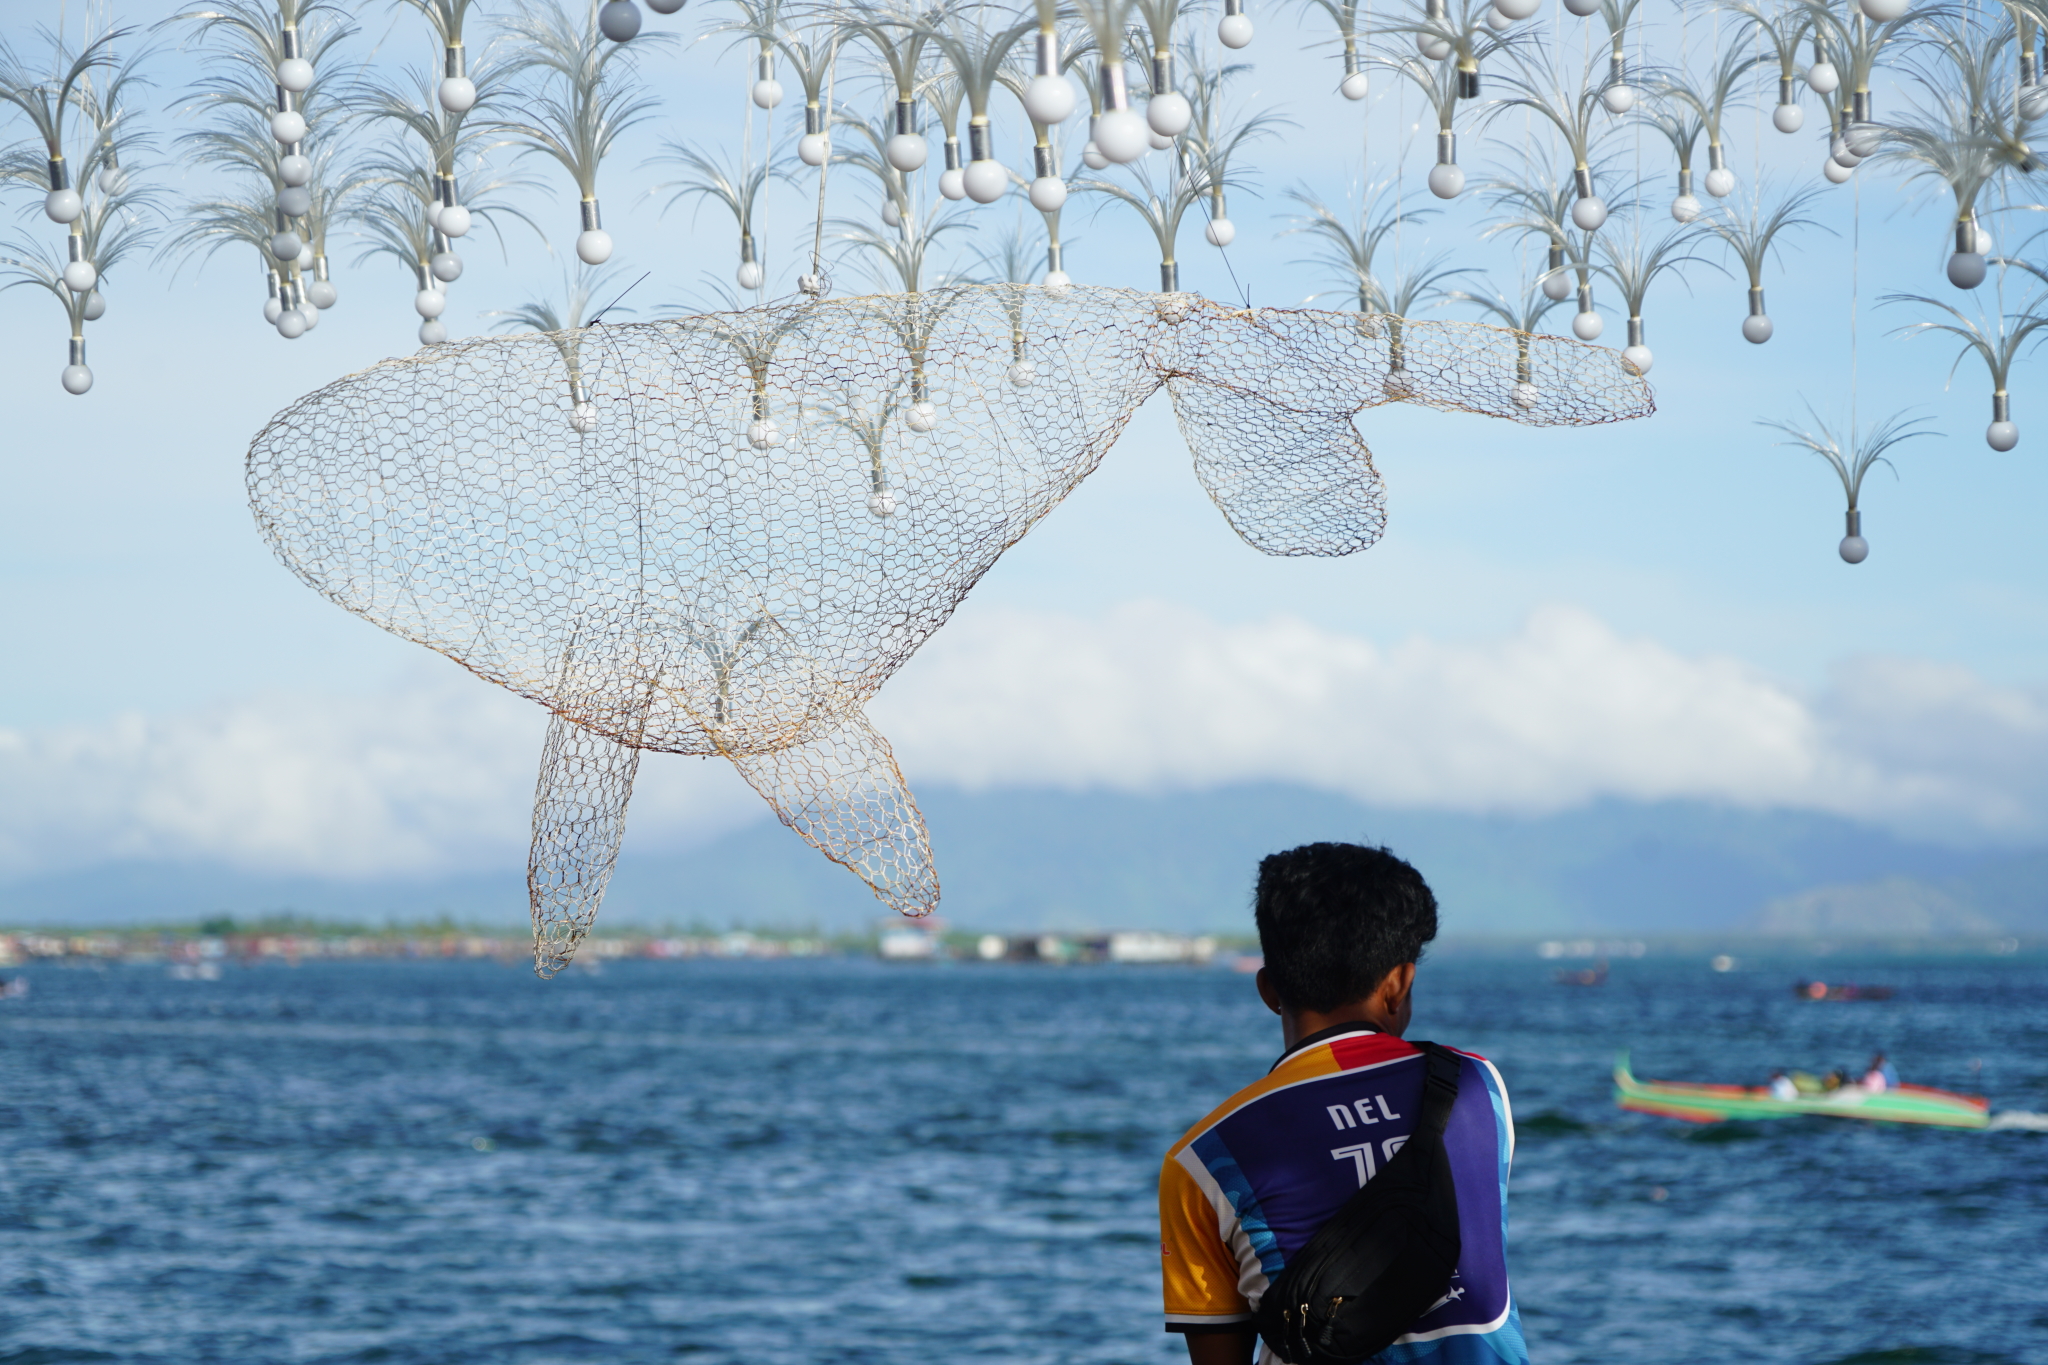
1613,1054,1990,1129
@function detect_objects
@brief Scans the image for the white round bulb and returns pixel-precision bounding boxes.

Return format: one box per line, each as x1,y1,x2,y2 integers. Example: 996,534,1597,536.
1602,83,1635,114
295,244,315,271
298,301,320,330
271,230,302,261
1807,60,1839,94
1418,34,1452,59
45,188,82,223
747,418,782,449
414,288,447,319
1042,269,1072,291
98,166,129,196
1844,123,1885,157
432,251,463,282
1147,92,1192,137
1671,193,1701,223
1839,535,1868,564
963,159,1008,203
576,229,613,265
867,489,897,518
271,109,307,145
1007,359,1037,387
1621,344,1652,375
1704,167,1736,197
277,57,314,92
62,260,97,293
1151,131,1177,153
1823,156,1854,184
82,290,106,321
1947,251,1986,289
1205,217,1236,247
882,198,903,227
1541,270,1573,301
1428,163,1465,199
647,0,684,11
1572,310,1603,340
1571,195,1608,230
1971,225,1993,254
440,205,472,238
1094,108,1150,163
1742,313,1774,343
1082,139,1108,170
1496,0,1541,17
737,260,765,290
938,168,967,200
2022,85,2048,120
264,296,284,324
1512,381,1540,409
571,401,597,434
308,279,338,309
798,132,830,166
1486,6,1513,29
439,76,477,112
886,134,927,171
1218,13,1253,47
278,185,312,217
1024,74,1076,125
1859,0,1908,21
1773,103,1804,133
598,0,641,42
1563,0,1600,14
61,363,93,395
277,308,307,339
751,78,784,109
1986,420,2019,451
1029,176,1067,212
906,401,938,433
1340,72,1370,100
279,154,312,187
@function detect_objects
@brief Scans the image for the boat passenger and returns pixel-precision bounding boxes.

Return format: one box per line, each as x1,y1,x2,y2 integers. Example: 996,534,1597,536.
1158,842,1526,1365
1861,1053,1897,1092
1768,1070,1797,1101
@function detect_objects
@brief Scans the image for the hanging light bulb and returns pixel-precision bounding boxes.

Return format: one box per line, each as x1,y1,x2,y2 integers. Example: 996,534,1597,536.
295,242,316,272
1807,59,1839,94
571,401,598,433
907,401,938,432
440,43,477,112
1822,156,1854,184
599,0,642,42
1042,268,1072,290
415,288,447,319
963,122,1008,203
1858,0,1908,21
886,99,926,171
1672,192,1701,222
1947,252,1986,289
867,488,898,518
747,417,783,449
1563,0,1600,15
308,278,337,309
576,201,612,265
278,185,313,217
432,251,463,282
1026,31,1076,123
279,154,312,187
1621,318,1651,375
82,290,106,321
751,50,782,107
1095,64,1150,163
1029,157,1067,212
277,307,308,339
882,198,903,227
271,108,307,145
1486,6,1513,29
1341,70,1370,99
1428,131,1463,198
1773,102,1804,133
1571,195,1607,229
1218,0,1254,48
1205,217,1235,246
440,204,472,238
45,186,82,223
1839,510,1868,563
277,57,314,92
1513,382,1540,409
1742,287,1773,342
1147,52,1191,135
1007,359,1037,387
1572,310,1603,339
647,0,684,11
1987,394,2017,451
62,339,92,395
62,255,97,294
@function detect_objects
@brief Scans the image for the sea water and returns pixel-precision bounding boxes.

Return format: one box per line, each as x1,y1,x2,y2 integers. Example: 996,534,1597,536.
0,952,2043,1365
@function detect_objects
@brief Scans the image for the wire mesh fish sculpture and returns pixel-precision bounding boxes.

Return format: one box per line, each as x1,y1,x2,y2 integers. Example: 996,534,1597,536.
246,282,1652,974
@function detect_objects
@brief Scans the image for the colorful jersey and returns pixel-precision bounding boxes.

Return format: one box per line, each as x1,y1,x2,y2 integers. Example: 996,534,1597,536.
1159,1026,1527,1365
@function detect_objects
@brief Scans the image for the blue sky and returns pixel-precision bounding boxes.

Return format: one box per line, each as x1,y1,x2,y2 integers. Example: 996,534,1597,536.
1,0,2044,891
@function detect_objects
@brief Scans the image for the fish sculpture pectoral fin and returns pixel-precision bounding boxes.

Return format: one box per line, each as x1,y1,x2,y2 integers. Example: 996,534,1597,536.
723,709,939,918
1165,373,1388,558
529,711,643,977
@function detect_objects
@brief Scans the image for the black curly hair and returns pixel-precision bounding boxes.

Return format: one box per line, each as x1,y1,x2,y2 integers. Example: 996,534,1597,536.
1254,842,1439,1013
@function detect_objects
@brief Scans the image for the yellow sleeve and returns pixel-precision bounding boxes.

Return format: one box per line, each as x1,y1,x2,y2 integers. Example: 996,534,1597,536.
1159,1152,1253,1328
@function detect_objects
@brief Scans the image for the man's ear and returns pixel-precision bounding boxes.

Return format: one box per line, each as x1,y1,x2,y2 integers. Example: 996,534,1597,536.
1255,967,1285,1016
1375,963,1417,1016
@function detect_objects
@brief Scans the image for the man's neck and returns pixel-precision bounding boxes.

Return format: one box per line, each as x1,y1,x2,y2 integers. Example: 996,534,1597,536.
1279,1000,1401,1051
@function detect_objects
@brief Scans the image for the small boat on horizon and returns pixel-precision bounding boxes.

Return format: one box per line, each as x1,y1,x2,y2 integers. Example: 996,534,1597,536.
1613,1054,1989,1129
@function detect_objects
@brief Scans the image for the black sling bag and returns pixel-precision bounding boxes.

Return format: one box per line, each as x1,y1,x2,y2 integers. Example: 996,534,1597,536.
1254,1041,1464,1365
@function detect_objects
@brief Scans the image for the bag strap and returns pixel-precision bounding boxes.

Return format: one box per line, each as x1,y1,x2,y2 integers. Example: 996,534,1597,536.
1410,1041,1462,1145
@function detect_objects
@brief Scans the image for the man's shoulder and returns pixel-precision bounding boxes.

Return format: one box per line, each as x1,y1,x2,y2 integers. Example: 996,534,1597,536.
1165,1031,1500,1163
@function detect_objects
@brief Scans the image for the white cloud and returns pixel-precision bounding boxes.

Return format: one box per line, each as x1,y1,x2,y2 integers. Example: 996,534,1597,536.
873,602,2048,843
1,603,2042,881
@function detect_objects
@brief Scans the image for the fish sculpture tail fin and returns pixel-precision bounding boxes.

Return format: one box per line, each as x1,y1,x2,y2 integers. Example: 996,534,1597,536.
725,708,939,919
529,711,642,977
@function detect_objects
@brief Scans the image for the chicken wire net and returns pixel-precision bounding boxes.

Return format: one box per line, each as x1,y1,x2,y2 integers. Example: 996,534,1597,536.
246,283,1653,975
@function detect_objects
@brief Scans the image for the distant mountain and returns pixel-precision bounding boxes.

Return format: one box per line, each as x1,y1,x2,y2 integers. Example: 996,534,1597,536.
3,785,2043,935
